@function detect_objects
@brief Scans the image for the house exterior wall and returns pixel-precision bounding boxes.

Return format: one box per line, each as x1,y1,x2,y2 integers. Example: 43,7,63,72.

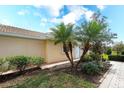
0,36,46,59
0,36,80,63
45,40,79,63
45,40,68,63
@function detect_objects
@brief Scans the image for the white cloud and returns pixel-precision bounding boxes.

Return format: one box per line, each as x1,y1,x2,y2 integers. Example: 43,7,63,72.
50,18,62,23
85,10,94,21
48,5,63,17
40,18,48,26
97,5,105,10
17,10,29,16
61,6,94,24
62,12,76,24
33,5,64,17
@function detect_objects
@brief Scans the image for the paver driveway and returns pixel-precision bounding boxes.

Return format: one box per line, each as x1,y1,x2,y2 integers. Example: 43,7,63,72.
99,61,124,88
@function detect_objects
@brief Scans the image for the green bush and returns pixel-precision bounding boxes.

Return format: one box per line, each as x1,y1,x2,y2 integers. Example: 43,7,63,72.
97,61,111,71
89,52,101,61
0,56,44,73
109,55,124,62
111,51,117,55
101,53,109,61
81,62,100,75
7,56,29,71
121,51,124,55
82,54,93,62
0,58,4,66
0,58,9,73
106,48,112,55
29,56,44,67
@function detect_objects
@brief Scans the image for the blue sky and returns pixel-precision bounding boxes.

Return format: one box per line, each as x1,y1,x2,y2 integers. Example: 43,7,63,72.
0,5,123,42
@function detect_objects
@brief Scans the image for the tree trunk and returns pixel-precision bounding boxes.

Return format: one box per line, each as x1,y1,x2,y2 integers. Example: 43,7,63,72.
75,42,90,70
75,49,88,70
63,43,74,69
69,42,74,67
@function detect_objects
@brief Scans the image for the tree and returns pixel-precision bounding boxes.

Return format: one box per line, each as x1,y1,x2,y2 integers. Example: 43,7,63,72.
106,47,112,55
50,22,76,69
75,12,116,69
112,41,124,55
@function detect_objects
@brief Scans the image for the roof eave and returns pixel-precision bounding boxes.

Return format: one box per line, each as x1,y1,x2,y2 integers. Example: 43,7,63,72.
0,32,47,40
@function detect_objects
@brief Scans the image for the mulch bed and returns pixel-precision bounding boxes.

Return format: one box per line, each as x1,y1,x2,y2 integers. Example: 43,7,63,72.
0,63,112,88
0,67,41,83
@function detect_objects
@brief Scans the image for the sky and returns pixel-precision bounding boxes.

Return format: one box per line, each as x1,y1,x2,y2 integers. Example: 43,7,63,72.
0,5,124,42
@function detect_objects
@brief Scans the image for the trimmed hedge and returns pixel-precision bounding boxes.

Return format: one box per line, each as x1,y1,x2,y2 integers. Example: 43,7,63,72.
109,55,124,62
0,56,44,73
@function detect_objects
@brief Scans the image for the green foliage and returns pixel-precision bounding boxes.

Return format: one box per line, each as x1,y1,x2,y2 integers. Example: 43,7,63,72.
111,51,117,55
0,56,44,72
0,58,9,73
98,62,111,71
106,48,112,55
109,55,124,62
121,51,124,55
101,53,109,61
51,22,75,44
7,56,29,71
89,52,101,61
0,58,4,65
112,41,124,55
29,56,44,67
81,62,100,75
82,54,93,62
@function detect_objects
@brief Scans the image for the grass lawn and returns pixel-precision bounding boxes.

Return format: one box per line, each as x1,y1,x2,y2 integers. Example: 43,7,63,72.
8,71,96,88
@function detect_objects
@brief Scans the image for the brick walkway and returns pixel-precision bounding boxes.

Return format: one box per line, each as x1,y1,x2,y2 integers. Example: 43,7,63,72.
99,61,124,88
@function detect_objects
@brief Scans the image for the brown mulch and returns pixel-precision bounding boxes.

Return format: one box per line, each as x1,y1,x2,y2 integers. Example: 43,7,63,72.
0,65,110,88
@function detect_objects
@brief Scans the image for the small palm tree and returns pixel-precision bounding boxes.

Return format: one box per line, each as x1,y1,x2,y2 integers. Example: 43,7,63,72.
50,22,76,69
75,12,116,69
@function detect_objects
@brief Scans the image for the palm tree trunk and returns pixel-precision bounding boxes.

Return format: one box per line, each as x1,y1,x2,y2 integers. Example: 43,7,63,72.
63,43,74,68
75,42,90,70
69,42,74,67
75,49,88,70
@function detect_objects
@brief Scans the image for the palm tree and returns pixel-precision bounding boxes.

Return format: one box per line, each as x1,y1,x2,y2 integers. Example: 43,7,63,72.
75,12,116,69
50,22,76,69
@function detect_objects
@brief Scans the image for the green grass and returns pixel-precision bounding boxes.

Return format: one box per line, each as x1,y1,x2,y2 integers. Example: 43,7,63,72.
11,72,96,88
112,51,117,55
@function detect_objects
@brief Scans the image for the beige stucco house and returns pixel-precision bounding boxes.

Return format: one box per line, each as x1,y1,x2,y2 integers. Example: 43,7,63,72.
0,24,81,63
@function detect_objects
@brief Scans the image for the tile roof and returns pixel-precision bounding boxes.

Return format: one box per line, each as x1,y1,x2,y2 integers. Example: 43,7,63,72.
0,24,47,40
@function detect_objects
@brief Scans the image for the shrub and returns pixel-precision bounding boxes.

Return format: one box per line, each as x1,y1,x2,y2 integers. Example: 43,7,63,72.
97,61,111,71
101,53,109,61
111,51,117,55
81,62,100,75
106,48,112,55
0,58,9,74
82,54,93,62
29,56,44,67
7,56,29,71
121,51,124,55
89,52,101,61
109,55,124,62
0,58,4,66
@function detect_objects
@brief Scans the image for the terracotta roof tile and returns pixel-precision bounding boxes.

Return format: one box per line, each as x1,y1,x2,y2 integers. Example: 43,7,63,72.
0,24,47,39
